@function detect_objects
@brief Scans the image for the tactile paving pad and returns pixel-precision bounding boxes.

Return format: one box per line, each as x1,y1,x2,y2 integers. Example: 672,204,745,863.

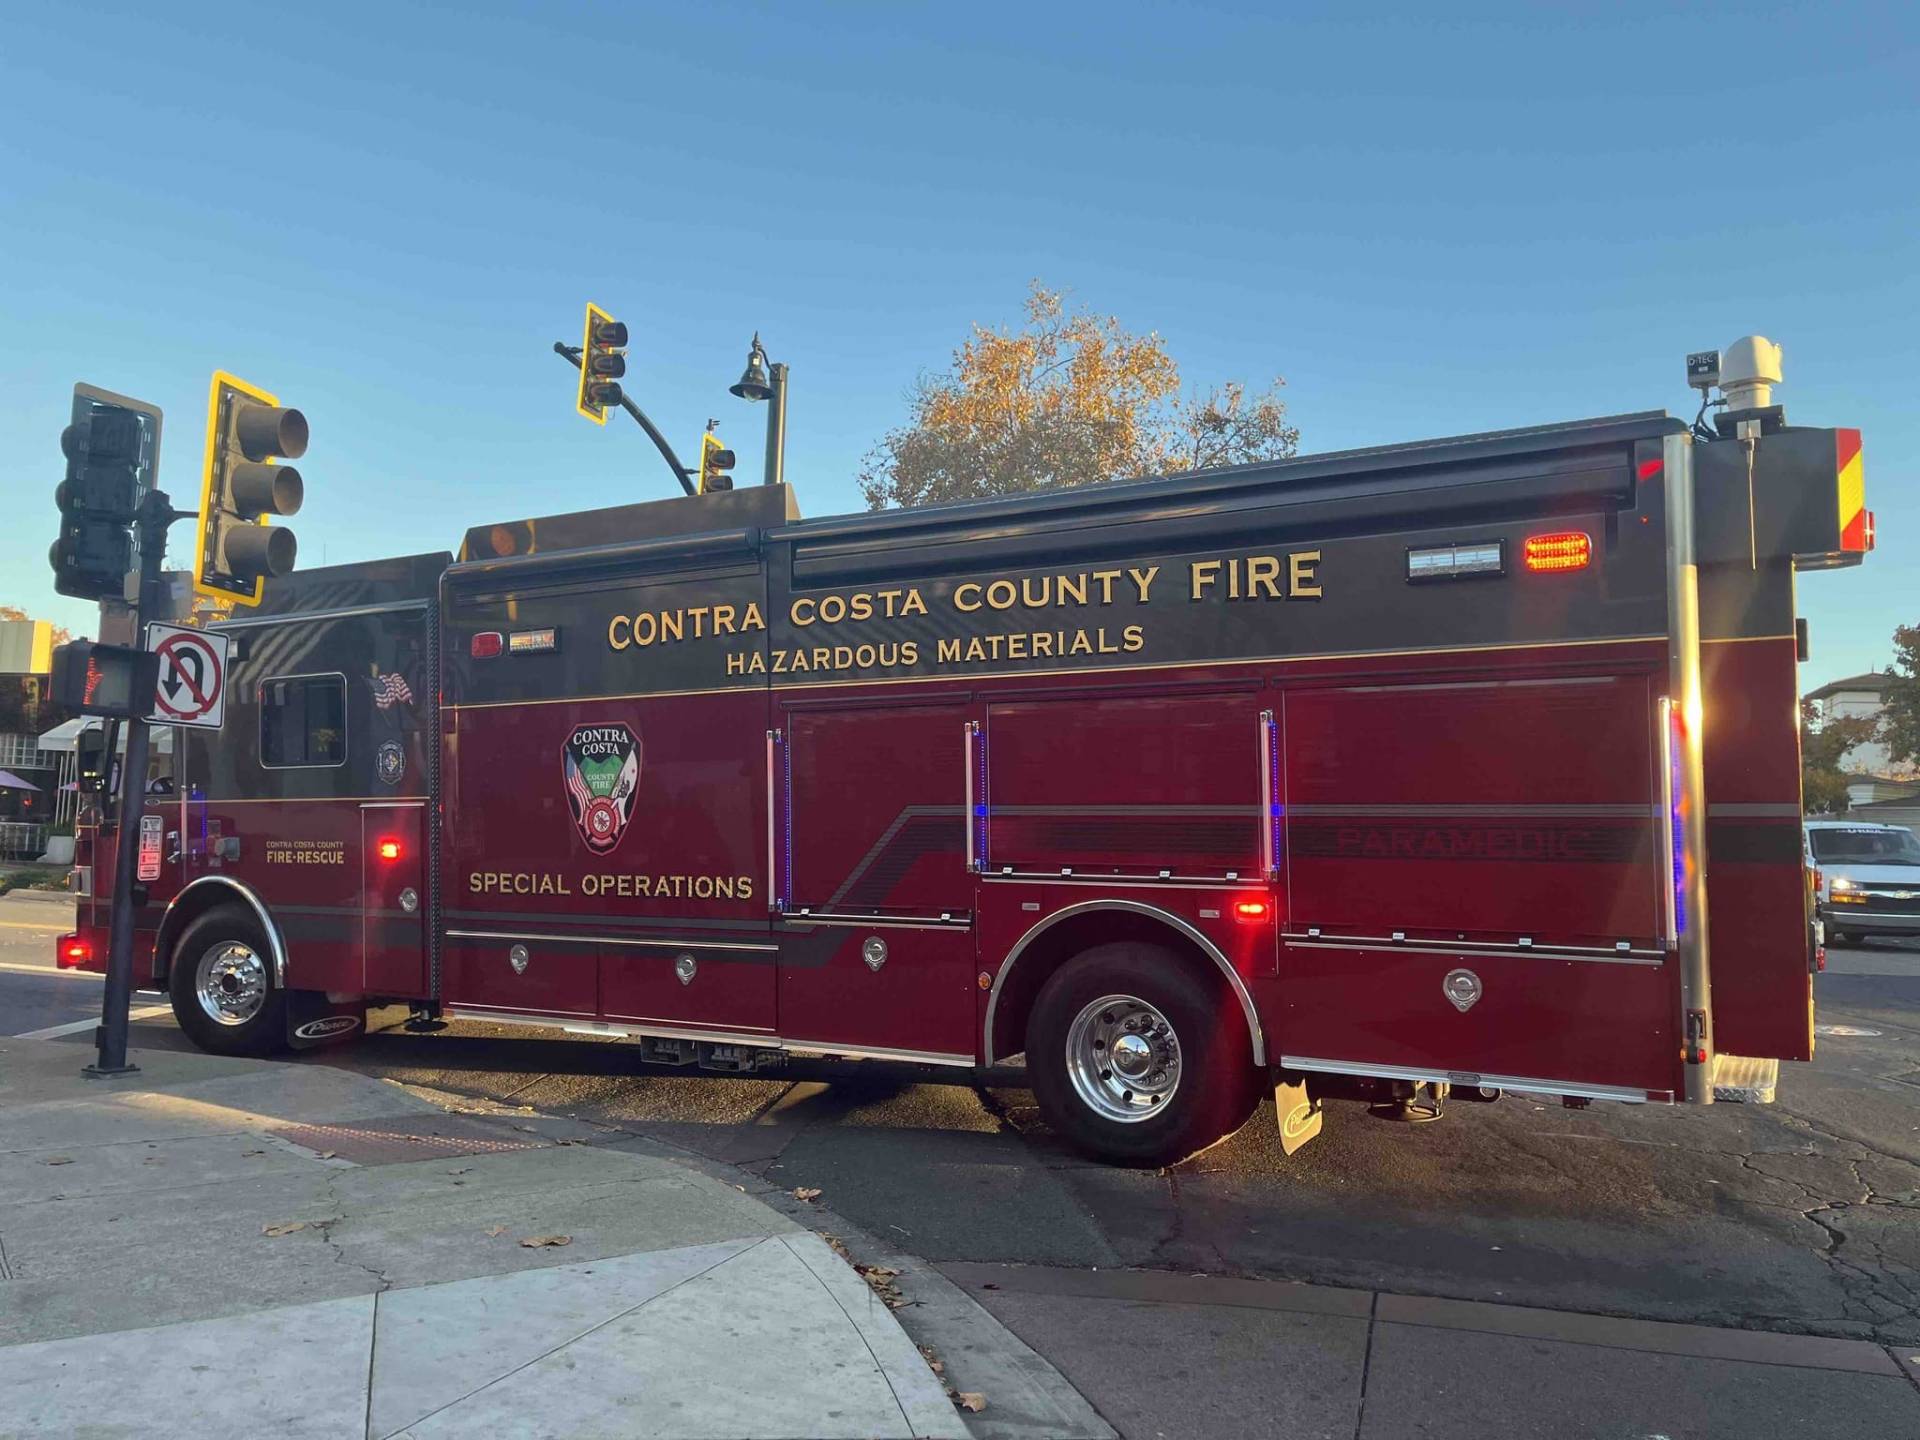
266,1114,555,1165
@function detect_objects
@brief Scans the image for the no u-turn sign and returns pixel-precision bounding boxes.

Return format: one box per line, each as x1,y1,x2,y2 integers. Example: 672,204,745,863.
145,622,231,730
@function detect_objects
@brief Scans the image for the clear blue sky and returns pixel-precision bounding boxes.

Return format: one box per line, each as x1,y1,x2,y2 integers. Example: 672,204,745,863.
3,2,1913,682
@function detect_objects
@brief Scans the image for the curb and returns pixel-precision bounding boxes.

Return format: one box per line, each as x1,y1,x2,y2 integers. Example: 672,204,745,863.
0,888,76,906
935,1261,1907,1380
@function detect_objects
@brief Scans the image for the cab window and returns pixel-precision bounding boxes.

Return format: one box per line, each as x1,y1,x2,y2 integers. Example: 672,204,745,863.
260,674,347,768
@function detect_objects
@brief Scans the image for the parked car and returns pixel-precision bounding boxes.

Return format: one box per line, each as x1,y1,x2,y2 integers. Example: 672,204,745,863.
1806,820,1920,944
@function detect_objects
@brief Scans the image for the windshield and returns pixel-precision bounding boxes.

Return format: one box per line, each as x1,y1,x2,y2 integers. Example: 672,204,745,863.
1809,827,1920,864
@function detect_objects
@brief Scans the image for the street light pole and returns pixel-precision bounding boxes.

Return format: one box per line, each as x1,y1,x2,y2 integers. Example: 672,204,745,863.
729,335,789,488
764,362,788,489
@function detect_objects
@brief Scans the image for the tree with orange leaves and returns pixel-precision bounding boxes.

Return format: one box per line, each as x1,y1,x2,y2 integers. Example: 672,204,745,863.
859,283,1298,510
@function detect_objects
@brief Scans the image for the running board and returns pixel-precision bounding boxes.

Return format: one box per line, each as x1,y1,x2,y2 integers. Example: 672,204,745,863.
1709,1053,1779,1104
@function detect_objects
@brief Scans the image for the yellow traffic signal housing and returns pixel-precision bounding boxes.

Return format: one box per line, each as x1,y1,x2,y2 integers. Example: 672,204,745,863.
698,430,736,493
576,303,629,424
195,371,306,608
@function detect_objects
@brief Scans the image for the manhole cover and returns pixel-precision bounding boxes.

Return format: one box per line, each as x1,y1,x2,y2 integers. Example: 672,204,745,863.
1815,1025,1882,1037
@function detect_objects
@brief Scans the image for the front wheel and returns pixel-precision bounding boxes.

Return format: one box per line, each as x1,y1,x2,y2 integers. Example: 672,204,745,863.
168,905,286,1057
1026,942,1262,1167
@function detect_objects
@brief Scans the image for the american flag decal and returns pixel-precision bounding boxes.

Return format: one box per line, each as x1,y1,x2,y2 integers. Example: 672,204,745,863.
372,673,415,709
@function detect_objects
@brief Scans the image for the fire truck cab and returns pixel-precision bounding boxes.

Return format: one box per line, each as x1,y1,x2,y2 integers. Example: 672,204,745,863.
66,345,1873,1166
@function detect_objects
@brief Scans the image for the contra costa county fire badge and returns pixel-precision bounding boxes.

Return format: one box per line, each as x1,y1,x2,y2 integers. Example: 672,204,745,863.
563,722,641,854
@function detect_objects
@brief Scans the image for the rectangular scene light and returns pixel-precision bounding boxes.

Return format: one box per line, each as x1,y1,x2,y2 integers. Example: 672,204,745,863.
1406,540,1505,582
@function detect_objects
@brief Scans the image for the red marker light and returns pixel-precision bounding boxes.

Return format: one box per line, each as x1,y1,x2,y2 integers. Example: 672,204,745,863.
1523,531,1592,573
57,934,90,968
471,632,504,659
1233,899,1270,922
1636,457,1663,481
377,838,402,862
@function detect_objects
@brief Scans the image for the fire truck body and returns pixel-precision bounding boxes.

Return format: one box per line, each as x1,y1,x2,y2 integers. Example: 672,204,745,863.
66,393,1870,1164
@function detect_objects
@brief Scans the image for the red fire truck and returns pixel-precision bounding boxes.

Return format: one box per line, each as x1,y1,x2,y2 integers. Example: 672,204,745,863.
62,343,1873,1165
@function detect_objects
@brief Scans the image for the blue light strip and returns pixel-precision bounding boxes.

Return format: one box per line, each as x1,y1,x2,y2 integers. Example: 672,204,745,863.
1267,716,1283,874
1669,710,1687,937
974,725,990,872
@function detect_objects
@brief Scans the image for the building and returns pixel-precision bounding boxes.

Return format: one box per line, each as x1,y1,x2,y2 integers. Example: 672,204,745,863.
0,618,62,858
1806,669,1918,817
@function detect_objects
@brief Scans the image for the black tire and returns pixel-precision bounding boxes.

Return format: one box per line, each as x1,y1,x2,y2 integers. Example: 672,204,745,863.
1026,942,1262,1167
168,905,286,1057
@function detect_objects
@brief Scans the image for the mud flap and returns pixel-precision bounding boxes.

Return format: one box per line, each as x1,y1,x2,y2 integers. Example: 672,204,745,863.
285,991,365,1050
1274,1070,1323,1155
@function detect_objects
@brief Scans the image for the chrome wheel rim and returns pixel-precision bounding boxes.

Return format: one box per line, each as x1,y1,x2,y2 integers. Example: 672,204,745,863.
1065,993,1181,1124
195,941,267,1026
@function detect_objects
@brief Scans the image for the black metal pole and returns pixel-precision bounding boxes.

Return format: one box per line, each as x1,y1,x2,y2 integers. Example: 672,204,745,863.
85,492,169,1078
552,344,696,496
764,363,788,488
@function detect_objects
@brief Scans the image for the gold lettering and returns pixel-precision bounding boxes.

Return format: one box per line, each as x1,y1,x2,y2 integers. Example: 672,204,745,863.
985,579,1016,611
1127,565,1160,602
1247,555,1283,599
1091,570,1120,604
954,582,983,612
1190,560,1221,599
1289,549,1323,598
608,614,632,650
790,597,817,627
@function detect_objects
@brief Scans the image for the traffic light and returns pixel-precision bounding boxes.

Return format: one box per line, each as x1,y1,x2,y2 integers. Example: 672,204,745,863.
195,371,305,608
50,641,161,720
698,429,735,493
576,303,628,424
50,385,161,601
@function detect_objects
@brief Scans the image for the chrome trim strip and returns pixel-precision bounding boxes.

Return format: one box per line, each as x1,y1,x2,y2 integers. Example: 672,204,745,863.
765,729,779,912
984,871,1250,888
780,914,970,930
444,928,776,952
963,720,978,873
159,876,290,989
1281,1054,1654,1104
591,1017,776,1037
1258,709,1274,878
358,800,426,810
783,1041,975,1068
211,599,431,630
1665,429,1714,1104
1708,802,1804,818
442,1008,970,1065
1282,936,1663,966
983,899,1267,1068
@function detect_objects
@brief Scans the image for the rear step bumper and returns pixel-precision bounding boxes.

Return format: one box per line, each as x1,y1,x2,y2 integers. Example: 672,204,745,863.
1709,1053,1779,1104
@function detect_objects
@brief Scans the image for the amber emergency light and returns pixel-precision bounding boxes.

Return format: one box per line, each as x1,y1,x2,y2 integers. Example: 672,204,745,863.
1523,531,1592,573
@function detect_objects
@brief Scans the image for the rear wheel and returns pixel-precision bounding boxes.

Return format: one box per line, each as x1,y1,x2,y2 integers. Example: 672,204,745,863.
1026,942,1262,1167
168,906,285,1057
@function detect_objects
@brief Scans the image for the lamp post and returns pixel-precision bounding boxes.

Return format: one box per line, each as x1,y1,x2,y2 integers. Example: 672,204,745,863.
728,334,788,488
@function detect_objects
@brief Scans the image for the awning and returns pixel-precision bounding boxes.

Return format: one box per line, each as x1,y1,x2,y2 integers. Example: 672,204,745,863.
0,769,39,792
36,718,174,756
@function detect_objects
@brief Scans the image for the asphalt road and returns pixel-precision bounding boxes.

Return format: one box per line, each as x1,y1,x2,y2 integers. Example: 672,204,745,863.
11,900,1918,1349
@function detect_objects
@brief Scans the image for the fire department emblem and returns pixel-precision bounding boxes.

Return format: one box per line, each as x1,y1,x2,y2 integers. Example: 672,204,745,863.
563,722,641,855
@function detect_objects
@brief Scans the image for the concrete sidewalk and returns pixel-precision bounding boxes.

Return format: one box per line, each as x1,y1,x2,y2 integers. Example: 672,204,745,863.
0,1036,1098,1440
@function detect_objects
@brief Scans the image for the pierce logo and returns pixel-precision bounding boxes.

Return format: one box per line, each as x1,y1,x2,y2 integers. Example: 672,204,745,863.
293,1016,360,1040
564,722,641,854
